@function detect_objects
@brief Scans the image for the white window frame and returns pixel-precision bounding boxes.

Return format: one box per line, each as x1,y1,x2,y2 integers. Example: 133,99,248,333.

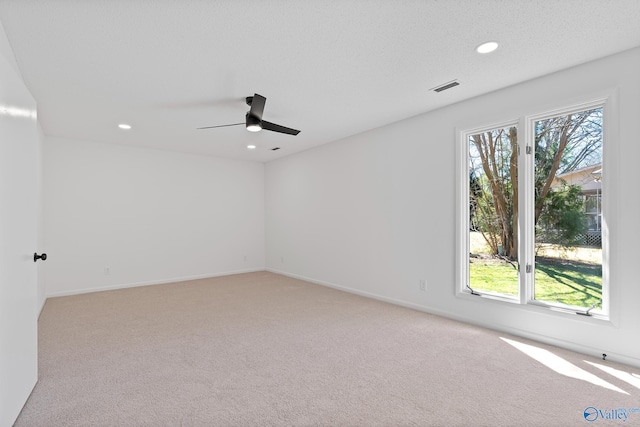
457,119,521,304
456,95,613,321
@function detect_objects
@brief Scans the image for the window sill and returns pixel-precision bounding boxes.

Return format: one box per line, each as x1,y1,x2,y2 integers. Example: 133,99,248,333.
456,289,613,326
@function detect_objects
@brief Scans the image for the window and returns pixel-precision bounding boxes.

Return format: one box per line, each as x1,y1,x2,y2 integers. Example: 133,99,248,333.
459,99,608,317
468,123,519,298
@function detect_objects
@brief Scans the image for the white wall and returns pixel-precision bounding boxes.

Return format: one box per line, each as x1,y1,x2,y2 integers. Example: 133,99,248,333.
0,17,19,76
266,48,640,367
44,137,265,296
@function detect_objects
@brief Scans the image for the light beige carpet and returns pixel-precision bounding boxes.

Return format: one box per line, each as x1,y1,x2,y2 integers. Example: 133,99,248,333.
15,271,640,426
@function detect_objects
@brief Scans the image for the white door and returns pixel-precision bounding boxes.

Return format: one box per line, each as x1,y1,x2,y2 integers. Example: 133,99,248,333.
0,52,39,426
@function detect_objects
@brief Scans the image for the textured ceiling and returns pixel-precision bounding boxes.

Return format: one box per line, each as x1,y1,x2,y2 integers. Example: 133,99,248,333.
1,0,639,162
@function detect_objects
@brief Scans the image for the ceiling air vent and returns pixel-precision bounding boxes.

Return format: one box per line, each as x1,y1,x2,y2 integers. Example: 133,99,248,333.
431,80,460,93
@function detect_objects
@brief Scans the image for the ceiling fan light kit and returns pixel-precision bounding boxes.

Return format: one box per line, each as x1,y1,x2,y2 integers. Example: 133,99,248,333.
245,113,262,132
198,93,300,136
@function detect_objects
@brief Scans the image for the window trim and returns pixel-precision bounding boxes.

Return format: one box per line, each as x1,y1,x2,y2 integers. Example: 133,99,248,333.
456,95,614,322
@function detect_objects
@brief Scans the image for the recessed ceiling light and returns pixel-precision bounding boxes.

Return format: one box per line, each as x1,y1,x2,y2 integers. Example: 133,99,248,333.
247,145,257,150
476,41,499,54
118,123,132,130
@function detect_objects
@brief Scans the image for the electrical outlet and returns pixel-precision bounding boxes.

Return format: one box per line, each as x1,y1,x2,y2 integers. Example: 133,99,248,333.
243,255,248,262
419,279,426,291
104,267,110,275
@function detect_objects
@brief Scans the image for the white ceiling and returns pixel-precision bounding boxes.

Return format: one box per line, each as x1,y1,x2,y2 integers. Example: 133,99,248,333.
1,1,639,162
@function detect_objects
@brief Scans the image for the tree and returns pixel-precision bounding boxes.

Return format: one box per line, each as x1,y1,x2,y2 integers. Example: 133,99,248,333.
469,126,518,257
469,107,601,259
536,183,587,248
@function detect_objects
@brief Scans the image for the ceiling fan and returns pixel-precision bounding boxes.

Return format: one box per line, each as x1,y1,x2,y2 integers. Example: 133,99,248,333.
197,93,300,136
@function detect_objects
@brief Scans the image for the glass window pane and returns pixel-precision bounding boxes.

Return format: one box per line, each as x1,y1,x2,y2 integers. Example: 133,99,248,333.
468,126,519,297
533,107,603,310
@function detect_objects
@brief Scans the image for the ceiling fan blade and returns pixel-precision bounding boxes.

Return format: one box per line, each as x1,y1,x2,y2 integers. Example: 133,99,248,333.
249,93,266,120
261,120,300,136
196,122,244,130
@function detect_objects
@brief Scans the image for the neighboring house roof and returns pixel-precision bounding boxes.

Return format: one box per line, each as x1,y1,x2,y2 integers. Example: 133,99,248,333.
551,163,602,193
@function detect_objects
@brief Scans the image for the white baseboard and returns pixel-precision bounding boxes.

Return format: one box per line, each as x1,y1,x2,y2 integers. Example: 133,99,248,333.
266,268,640,369
45,268,265,298
267,267,430,312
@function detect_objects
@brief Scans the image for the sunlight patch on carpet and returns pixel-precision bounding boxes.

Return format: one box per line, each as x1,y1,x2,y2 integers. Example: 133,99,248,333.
500,337,628,394
585,361,640,391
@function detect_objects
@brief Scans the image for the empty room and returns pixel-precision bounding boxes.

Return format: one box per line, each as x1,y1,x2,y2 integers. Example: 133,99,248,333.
1,1,639,426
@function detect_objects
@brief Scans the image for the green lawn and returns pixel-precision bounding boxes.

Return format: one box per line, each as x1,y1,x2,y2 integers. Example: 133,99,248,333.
469,256,602,309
